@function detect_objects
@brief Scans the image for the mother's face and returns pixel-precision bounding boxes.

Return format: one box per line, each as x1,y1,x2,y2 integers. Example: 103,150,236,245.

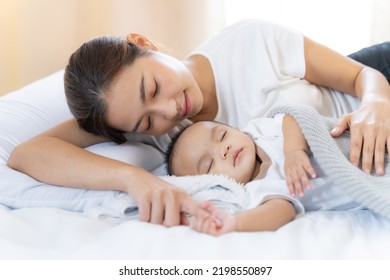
104,51,203,135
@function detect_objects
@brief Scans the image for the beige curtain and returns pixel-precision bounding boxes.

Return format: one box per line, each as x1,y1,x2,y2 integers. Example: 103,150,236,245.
0,0,225,96
0,0,112,96
2,0,389,97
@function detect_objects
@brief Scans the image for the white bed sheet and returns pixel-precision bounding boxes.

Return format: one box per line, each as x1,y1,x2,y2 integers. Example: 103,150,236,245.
1,205,390,259
1,71,390,260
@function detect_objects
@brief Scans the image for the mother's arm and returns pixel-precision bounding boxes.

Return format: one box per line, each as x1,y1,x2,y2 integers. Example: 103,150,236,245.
8,119,204,226
303,37,390,175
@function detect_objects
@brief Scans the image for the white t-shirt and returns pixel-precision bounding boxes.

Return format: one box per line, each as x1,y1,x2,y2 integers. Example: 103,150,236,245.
190,19,360,129
244,115,364,212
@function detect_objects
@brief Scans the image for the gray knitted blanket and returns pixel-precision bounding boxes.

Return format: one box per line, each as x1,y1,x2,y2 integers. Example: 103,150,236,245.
269,105,390,219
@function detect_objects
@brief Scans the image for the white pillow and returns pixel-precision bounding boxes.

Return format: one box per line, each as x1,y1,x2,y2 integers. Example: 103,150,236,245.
0,71,164,211
0,71,71,163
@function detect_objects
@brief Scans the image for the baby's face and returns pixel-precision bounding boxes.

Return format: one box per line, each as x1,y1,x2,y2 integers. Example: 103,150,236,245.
171,121,257,184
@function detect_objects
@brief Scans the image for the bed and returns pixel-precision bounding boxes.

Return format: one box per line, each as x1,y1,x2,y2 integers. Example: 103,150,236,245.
1,71,390,260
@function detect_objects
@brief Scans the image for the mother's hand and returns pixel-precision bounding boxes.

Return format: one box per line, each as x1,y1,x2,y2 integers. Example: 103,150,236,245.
126,168,208,227
331,100,390,175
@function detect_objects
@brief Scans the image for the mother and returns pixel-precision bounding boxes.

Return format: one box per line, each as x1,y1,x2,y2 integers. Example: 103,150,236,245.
8,19,390,226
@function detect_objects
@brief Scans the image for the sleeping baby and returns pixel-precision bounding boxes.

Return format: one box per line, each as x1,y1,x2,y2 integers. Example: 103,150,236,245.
165,113,366,236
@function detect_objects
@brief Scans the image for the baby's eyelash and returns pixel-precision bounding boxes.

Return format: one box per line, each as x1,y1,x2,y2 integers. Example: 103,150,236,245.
153,78,159,97
220,131,227,141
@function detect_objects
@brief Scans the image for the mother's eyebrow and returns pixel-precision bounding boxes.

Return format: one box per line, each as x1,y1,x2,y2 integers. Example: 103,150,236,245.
131,74,145,133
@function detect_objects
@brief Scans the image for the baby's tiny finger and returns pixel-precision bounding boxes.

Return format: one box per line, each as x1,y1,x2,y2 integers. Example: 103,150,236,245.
292,181,303,197
293,176,304,197
286,175,296,197
212,216,223,228
202,216,215,233
299,173,311,191
305,164,317,179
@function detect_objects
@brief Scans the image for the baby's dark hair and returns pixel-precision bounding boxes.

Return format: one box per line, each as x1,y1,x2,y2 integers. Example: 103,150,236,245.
165,125,191,176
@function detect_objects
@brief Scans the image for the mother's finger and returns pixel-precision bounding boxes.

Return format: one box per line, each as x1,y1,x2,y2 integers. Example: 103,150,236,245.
137,195,151,223
330,115,351,137
181,194,209,220
361,129,376,174
150,191,164,224
163,193,181,227
374,133,386,175
349,125,363,167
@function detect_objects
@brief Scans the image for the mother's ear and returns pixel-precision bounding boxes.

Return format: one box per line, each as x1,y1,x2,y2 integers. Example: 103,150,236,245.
127,33,158,51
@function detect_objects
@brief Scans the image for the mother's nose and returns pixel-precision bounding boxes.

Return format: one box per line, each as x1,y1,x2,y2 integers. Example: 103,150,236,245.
151,99,178,120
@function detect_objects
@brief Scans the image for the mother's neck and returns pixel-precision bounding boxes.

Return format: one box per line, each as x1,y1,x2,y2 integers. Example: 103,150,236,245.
184,55,218,122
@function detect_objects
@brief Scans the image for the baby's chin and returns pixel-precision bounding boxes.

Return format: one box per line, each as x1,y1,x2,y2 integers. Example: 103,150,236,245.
231,173,252,185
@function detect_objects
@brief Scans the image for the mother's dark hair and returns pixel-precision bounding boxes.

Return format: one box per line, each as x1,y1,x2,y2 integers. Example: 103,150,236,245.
64,36,147,143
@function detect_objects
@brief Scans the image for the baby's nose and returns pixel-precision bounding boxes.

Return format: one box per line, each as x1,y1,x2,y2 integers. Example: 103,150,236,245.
221,144,231,159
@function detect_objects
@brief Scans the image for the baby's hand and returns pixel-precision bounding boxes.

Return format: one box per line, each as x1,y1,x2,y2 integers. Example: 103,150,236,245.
191,201,237,236
284,150,316,197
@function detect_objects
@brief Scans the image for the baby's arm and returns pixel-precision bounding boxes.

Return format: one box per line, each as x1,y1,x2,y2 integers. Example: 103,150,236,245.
282,114,316,197
192,199,296,236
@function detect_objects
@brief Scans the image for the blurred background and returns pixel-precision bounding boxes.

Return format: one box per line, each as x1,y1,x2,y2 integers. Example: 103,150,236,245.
1,0,389,96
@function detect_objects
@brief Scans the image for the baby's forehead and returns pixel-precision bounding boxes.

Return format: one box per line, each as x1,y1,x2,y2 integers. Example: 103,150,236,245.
181,121,231,141
191,121,225,131
177,121,217,146
179,123,208,140
171,122,215,175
